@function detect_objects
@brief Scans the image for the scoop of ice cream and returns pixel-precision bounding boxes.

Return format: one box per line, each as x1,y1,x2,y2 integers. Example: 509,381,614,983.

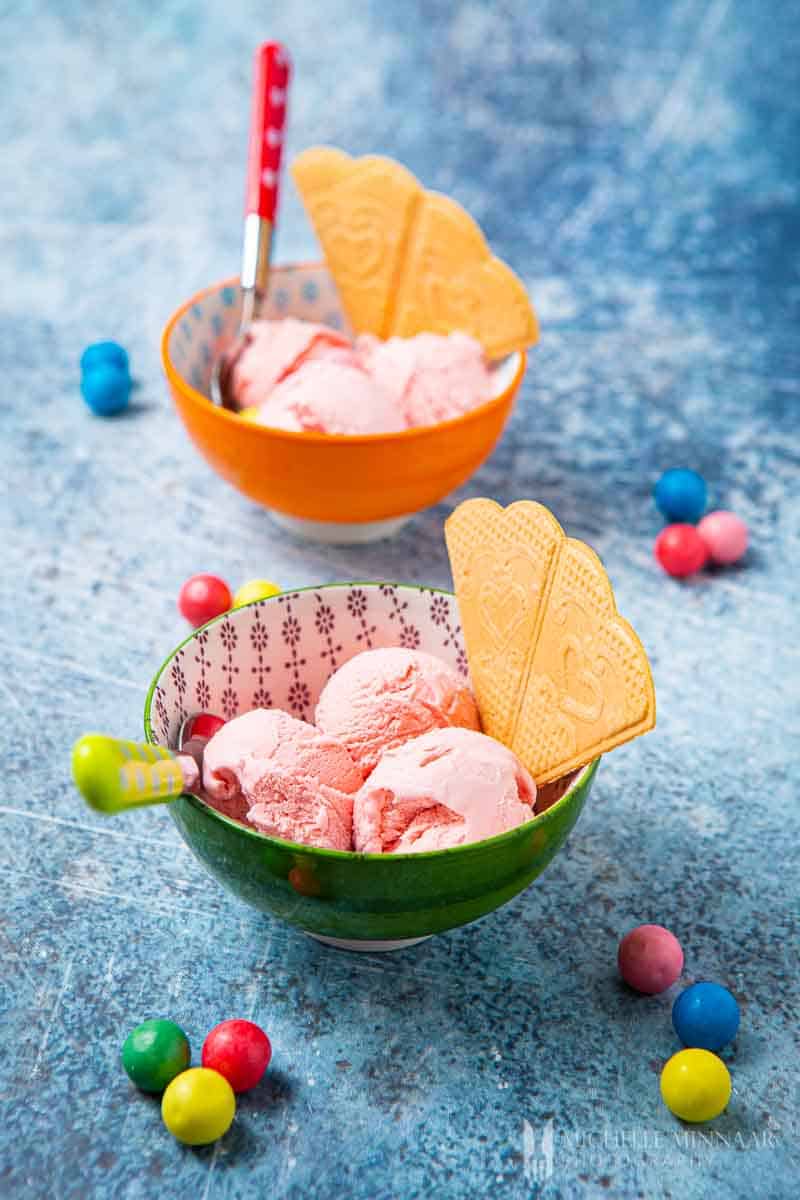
247,360,406,435
202,708,363,850
315,647,480,775
230,318,354,411
356,331,492,428
353,727,536,854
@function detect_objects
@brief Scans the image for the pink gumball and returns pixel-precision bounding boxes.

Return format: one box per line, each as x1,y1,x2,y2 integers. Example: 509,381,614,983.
697,511,748,565
618,924,684,994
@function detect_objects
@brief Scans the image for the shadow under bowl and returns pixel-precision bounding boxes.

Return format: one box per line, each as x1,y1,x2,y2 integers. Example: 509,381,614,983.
161,267,526,544
145,584,597,949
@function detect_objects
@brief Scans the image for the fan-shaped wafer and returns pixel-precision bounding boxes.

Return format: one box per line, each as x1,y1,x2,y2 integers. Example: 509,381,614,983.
445,499,655,783
291,148,538,357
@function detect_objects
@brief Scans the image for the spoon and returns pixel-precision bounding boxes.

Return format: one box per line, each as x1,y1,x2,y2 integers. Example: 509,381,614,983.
211,41,291,409
72,713,224,815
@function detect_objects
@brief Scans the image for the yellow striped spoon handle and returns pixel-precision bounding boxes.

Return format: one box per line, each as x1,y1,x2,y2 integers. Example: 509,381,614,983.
71,734,199,814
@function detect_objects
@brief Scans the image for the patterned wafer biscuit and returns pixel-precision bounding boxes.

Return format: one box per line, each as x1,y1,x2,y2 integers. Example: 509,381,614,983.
445,499,656,783
291,148,538,358
444,499,561,745
391,191,539,358
512,537,656,783
291,149,419,336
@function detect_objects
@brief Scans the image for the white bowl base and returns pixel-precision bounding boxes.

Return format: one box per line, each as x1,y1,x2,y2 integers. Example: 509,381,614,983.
269,510,413,544
305,932,432,952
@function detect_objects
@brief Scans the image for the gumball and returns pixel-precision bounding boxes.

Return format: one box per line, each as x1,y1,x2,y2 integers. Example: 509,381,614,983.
80,340,130,374
618,924,684,994
161,1067,235,1145
178,574,232,627
288,864,321,897
660,1049,731,1122
202,1019,272,1092
183,713,226,741
697,511,748,565
654,525,708,578
233,579,282,608
121,1018,190,1092
80,363,131,416
654,469,707,523
180,713,226,766
672,982,740,1051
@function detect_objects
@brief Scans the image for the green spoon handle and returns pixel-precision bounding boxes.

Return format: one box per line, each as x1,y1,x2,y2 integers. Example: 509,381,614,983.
72,734,199,814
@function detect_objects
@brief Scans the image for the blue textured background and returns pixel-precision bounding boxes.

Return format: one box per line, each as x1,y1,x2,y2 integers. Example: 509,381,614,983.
1,2,798,1197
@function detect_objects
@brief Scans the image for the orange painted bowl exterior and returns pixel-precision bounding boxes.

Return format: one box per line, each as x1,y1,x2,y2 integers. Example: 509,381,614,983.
161,265,527,524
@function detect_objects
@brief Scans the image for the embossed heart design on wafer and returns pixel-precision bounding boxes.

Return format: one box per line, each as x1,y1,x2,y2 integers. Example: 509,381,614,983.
445,499,656,783
477,567,530,655
315,202,387,279
559,637,605,724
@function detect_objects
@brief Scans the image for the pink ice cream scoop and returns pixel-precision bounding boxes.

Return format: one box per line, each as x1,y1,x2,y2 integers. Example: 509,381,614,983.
250,359,406,435
315,647,481,775
355,331,492,428
202,707,363,850
229,317,354,411
353,727,537,854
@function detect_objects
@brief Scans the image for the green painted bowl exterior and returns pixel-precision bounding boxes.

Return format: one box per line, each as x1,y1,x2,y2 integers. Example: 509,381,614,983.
168,760,599,941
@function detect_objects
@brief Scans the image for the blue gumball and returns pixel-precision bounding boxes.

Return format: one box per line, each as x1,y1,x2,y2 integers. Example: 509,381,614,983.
654,469,707,524
80,363,131,416
80,340,130,375
672,982,740,1052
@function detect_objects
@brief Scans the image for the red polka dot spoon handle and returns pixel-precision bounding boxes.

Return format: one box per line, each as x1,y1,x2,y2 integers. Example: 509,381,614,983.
211,41,291,408
241,41,291,327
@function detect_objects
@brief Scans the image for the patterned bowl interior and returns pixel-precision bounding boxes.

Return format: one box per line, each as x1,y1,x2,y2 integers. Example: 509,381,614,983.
166,264,349,398
147,584,468,751
165,265,519,403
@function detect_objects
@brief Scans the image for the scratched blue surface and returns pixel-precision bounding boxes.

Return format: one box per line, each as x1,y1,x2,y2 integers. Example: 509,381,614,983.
1,3,798,1198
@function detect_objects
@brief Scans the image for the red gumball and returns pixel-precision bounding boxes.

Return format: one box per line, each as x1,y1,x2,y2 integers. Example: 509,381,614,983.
178,574,232,627
184,713,226,741
202,1019,272,1093
654,525,708,578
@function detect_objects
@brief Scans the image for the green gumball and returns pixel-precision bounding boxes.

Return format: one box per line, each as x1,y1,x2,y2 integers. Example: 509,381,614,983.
121,1019,190,1092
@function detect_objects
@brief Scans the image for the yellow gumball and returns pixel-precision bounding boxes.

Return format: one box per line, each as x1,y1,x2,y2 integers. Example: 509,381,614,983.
233,579,282,608
238,407,262,424
161,1067,235,1145
660,1049,731,1123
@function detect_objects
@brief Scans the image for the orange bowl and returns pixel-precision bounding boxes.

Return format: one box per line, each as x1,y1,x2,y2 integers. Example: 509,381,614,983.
161,264,527,542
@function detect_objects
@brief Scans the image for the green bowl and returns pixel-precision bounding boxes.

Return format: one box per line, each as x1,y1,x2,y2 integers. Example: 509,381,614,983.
146,584,598,950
